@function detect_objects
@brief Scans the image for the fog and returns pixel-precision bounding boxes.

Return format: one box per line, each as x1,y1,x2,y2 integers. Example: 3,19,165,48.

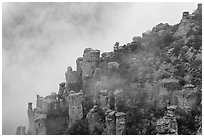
2,2,196,134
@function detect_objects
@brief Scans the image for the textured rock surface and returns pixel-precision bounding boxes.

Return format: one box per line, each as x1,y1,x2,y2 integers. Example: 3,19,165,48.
27,103,36,135
82,48,100,78
65,66,81,92
68,91,84,125
86,104,105,134
99,90,108,109
17,4,202,135
16,126,26,135
35,114,47,135
103,109,116,135
156,105,178,135
115,112,126,135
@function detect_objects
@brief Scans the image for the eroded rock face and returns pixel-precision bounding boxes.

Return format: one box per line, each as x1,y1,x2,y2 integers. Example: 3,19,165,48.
86,103,105,134
114,89,124,111
99,90,108,109
76,57,83,75
35,114,47,135
107,62,119,73
92,68,102,81
27,102,36,135
176,84,197,111
103,109,116,135
36,95,50,114
58,82,66,99
82,48,100,78
159,78,180,106
115,112,126,135
93,81,101,103
193,3,202,15
82,75,91,96
67,81,81,93
173,6,201,38
152,23,171,32
16,126,26,135
156,105,178,135
182,11,190,19
67,91,84,126
65,66,81,92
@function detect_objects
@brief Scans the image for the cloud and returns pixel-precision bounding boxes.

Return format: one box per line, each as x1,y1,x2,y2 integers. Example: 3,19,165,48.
2,2,197,134
2,2,134,134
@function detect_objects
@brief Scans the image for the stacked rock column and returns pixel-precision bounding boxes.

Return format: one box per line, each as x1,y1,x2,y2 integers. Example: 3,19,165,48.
35,115,47,135
82,48,100,79
65,66,81,93
115,112,126,135
86,102,105,134
68,91,84,126
156,105,178,135
76,57,83,76
99,90,108,109
104,109,116,135
27,102,36,135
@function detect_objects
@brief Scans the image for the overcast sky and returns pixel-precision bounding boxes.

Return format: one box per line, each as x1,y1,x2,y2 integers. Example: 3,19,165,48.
2,2,197,134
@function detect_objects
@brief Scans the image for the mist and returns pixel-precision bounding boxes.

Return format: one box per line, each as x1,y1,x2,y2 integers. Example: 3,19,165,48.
2,2,197,134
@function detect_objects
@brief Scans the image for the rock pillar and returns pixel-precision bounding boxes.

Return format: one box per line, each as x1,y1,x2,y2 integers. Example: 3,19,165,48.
104,109,116,135
27,102,36,135
99,90,108,109
35,114,47,135
16,126,26,135
36,95,49,114
82,48,100,79
176,84,196,111
68,91,84,125
58,82,66,100
86,103,105,134
76,57,83,75
82,75,91,96
65,66,81,92
115,112,126,135
156,105,178,135
114,89,124,111
182,12,189,19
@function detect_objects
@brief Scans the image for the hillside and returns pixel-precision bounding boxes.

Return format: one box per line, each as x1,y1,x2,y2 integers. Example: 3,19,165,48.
16,4,202,135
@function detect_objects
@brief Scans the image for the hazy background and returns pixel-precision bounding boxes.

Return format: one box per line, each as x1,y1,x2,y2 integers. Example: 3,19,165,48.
2,2,197,134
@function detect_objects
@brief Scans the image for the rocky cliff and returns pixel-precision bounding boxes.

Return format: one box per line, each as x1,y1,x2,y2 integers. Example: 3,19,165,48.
16,4,202,135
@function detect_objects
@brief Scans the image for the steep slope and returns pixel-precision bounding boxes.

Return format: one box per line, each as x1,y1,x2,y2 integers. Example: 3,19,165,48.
16,4,202,135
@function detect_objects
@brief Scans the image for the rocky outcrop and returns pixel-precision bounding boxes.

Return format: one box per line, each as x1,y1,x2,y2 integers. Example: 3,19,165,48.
115,112,126,135
156,105,178,135
35,114,47,135
17,4,202,135
86,102,105,134
27,103,36,135
103,109,116,135
99,89,108,109
65,66,81,92
82,48,100,79
67,91,84,126
16,126,26,135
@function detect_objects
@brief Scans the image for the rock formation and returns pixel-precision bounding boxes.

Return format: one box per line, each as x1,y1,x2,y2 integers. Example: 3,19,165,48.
27,102,36,135
103,109,116,135
16,126,26,135
16,4,202,135
115,112,126,135
156,105,178,135
65,66,81,93
82,48,100,79
67,91,84,126
86,101,105,134
35,114,47,135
